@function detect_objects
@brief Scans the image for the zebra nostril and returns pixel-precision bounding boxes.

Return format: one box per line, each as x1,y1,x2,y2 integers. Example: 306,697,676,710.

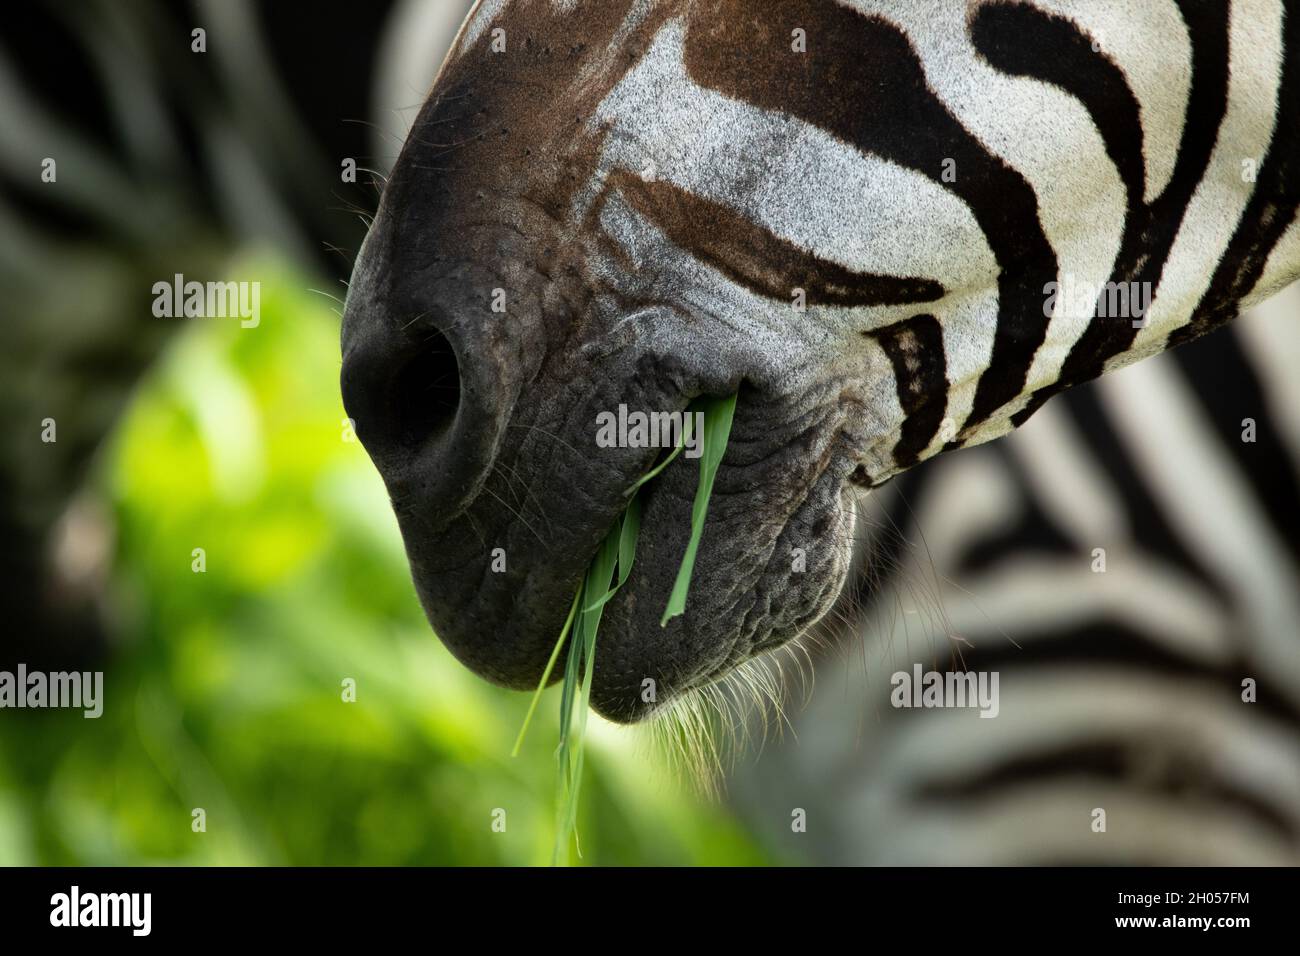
391,329,460,449
341,320,462,473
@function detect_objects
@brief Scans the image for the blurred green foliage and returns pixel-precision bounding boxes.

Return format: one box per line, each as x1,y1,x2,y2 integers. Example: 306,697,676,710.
0,255,774,866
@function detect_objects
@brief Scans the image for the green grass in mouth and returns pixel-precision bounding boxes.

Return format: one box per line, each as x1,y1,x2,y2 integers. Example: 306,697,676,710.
511,393,739,865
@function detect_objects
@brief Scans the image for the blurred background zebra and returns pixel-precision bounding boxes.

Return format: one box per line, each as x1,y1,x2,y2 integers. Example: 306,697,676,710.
730,280,1300,865
1,0,1295,865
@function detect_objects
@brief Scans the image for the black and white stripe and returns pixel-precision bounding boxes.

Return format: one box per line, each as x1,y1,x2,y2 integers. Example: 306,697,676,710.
426,0,1300,860
476,0,1300,482
729,285,1300,865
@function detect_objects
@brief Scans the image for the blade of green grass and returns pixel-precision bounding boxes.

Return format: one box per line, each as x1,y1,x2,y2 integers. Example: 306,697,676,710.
510,394,739,865
622,410,696,498
511,587,581,757
553,518,622,865
582,493,642,613
660,393,738,626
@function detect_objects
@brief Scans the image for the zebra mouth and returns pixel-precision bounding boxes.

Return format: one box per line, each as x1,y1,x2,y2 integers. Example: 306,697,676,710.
490,445,856,723
587,446,859,722
368,371,860,723
341,234,865,723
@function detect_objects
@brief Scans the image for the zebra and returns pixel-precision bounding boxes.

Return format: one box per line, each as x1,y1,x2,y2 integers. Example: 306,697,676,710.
6,0,1295,867
727,282,1300,865
342,0,1300,734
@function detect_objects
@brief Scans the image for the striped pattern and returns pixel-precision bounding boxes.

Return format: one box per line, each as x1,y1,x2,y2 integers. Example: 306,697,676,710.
451,0,1299,487
729,287,1300,864
438,1,1300,860
11,0,1293,862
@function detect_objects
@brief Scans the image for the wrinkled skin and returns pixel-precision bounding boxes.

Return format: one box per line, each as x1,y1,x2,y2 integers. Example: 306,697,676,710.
342,3,871,722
